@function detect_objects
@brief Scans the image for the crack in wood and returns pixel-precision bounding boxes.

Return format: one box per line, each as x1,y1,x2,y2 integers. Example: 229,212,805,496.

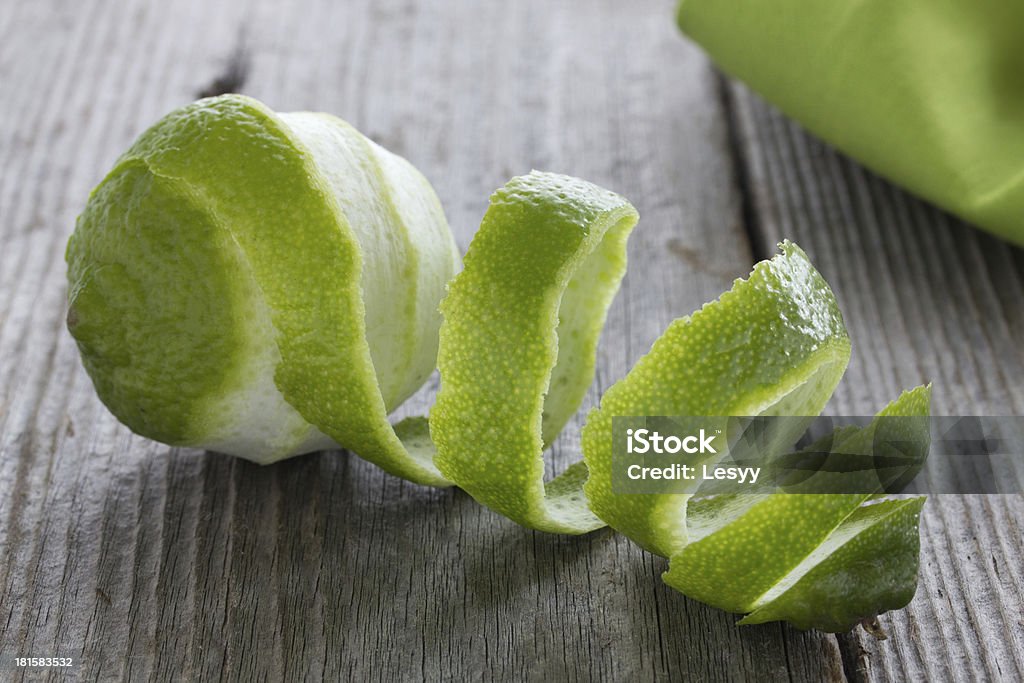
715,69,768,263
197,31,250,98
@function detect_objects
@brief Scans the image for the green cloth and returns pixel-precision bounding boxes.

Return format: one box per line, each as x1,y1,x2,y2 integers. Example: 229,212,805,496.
678,1,1024,246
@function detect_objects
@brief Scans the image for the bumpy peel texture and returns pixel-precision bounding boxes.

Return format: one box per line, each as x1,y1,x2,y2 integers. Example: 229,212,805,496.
67,94,929,632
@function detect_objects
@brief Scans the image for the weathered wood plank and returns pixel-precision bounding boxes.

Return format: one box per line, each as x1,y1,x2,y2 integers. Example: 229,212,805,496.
726,78,1024,682
0,0,858,681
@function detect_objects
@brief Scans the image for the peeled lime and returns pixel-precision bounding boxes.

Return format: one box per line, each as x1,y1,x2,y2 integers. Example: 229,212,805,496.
67,95,459,477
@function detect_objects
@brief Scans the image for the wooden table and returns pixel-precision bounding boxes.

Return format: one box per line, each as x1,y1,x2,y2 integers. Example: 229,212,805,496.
2,0,1022,680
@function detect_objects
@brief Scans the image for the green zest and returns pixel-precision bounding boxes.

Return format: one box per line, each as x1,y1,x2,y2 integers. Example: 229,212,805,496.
67,95,929,632
433,173,637,533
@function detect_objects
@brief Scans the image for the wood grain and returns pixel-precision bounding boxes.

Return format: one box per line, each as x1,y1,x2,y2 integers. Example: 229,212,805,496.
0,0,1020,681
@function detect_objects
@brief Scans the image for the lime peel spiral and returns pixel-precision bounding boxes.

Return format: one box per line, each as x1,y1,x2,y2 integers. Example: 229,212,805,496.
67,94,929,632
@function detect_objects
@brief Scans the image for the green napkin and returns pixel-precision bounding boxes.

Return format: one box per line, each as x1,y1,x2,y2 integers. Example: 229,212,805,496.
678,1,1024,247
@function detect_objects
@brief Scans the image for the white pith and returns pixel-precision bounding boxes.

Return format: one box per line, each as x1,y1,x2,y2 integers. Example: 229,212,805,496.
200,236,336,464
281,112,459,411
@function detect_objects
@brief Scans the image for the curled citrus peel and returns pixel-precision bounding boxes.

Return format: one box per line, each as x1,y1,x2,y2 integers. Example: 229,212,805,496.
67,94,929,631
432,173,638,533
657,389,929,632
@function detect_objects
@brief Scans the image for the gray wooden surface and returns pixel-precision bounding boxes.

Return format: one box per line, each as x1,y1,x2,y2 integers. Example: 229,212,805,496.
0,0,1021,681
